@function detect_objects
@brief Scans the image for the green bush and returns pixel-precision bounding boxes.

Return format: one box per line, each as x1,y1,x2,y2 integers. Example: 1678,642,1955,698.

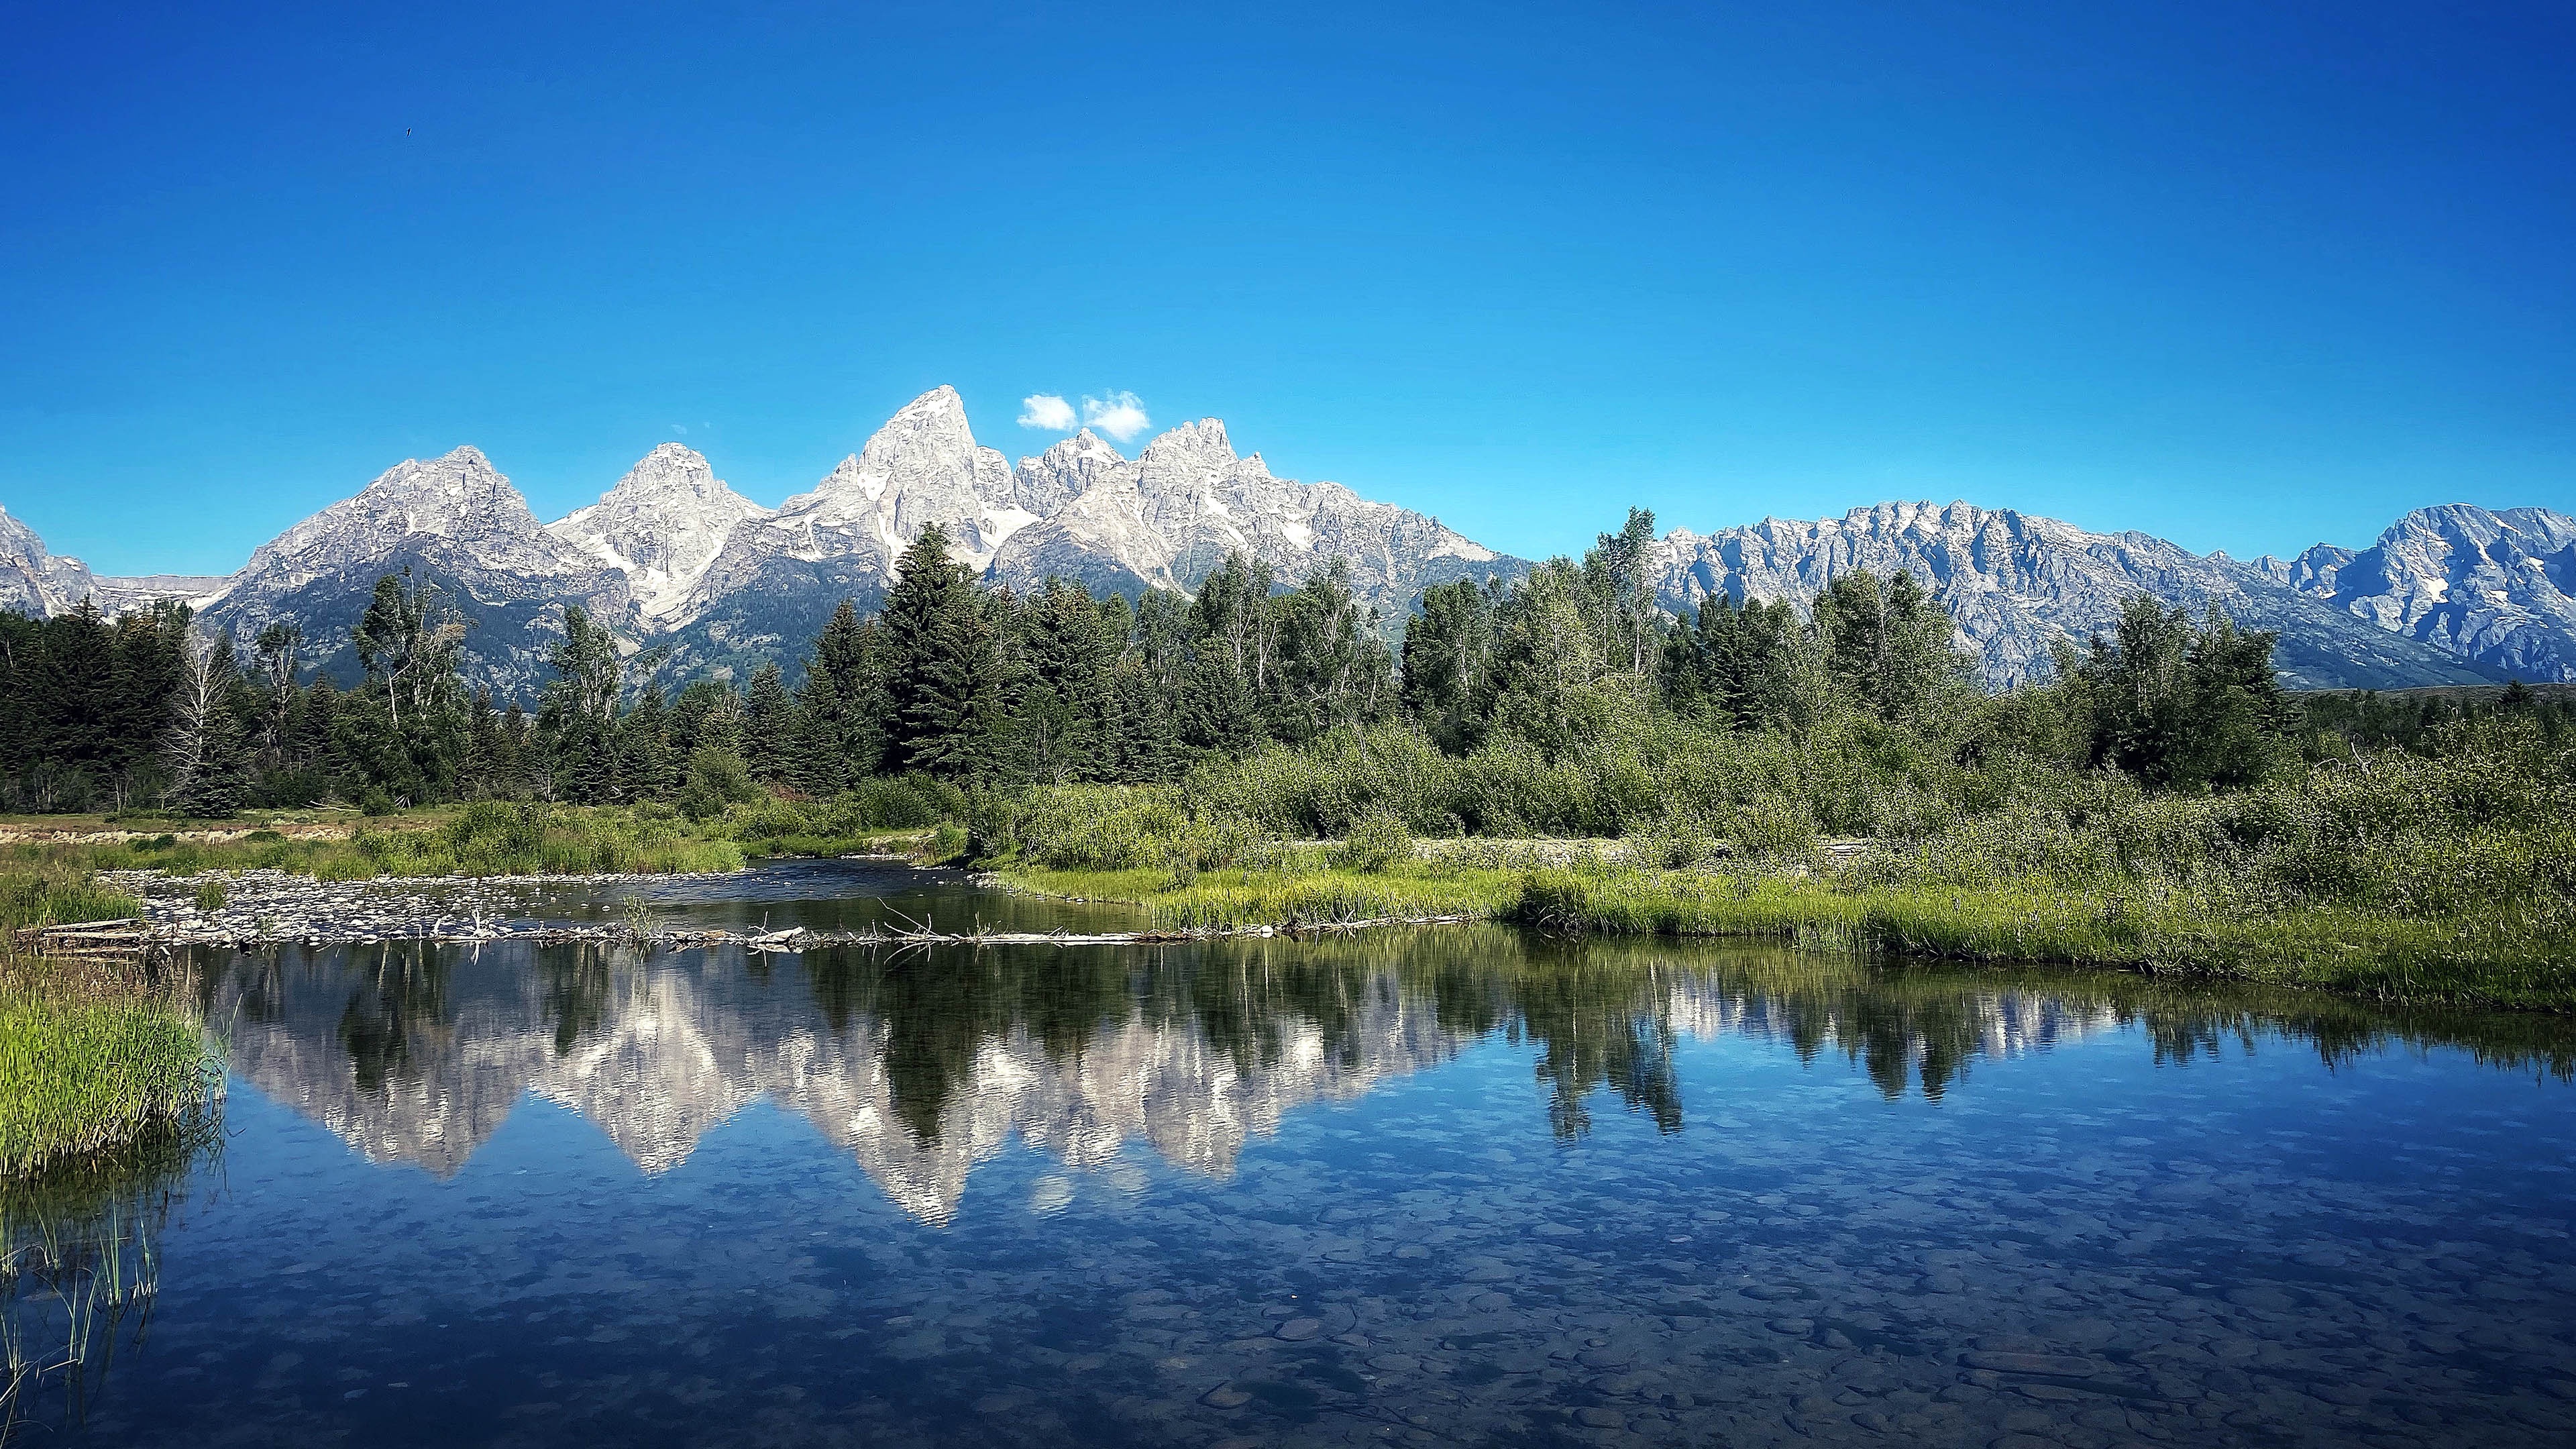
1333,814,1415,873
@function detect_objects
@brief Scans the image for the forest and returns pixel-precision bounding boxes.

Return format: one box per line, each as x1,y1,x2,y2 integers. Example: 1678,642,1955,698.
7,508,2563,820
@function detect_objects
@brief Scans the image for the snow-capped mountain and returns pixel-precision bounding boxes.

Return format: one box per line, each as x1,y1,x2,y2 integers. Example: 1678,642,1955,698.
0,502,97,616
545,443,765,626
201,446,633,698
1649,501,2500,690
649,390,1519,681
987,419,1511,621
2259,505,2576,683
11,384,2568,696
647,387,1051,680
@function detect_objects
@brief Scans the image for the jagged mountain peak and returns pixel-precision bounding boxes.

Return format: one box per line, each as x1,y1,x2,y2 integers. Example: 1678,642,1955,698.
0,501,99,618
1136,419,1238,480
1648,500,2502,691
2282,502,2576,682
548,444,765,625
607,441,726,494
1028,428,1127,466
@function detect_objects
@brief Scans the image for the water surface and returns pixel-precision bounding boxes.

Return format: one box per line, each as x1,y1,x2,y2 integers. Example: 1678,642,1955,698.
13,862,2576,1446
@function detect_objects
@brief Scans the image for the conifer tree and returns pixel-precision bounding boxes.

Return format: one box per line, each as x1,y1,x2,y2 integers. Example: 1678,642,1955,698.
540,604,623,804
741,663,794,786
794,598,883,793
880,526,1006,780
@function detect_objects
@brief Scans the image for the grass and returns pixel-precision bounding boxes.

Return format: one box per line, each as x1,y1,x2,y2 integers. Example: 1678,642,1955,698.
997,828,2576,1013
0,959,213,1177
1014,861,1525,932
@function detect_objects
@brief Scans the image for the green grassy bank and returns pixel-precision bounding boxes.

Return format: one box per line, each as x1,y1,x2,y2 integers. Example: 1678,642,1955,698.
1006,855,2576,1012
981,716,2576,1013
0,870,215,1176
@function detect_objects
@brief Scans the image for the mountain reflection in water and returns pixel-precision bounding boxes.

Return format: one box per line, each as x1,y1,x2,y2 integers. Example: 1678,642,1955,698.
199,929,2575,1225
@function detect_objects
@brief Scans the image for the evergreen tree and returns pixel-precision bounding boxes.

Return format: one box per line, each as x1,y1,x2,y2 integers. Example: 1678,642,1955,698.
1013,578,1117,784
539,604,623,803
794,599,883,794
2058,597,2295,790
618,687,678,800
741,663,795,786
880,526,1007,780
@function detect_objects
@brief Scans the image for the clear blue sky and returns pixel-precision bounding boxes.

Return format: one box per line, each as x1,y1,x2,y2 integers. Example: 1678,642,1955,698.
5,0,2571,575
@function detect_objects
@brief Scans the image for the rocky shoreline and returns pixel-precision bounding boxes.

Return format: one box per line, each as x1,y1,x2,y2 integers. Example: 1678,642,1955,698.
25,866,1479,954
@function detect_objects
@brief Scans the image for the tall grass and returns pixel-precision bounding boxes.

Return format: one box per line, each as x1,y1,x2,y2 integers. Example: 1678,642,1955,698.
0,959,213,1177
982,713,2576,1010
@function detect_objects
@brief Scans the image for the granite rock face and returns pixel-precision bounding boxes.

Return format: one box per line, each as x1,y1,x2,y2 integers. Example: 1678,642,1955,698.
1648,500,2502,690
0,502,97,617
2267,504,2576,682
198,446,635,699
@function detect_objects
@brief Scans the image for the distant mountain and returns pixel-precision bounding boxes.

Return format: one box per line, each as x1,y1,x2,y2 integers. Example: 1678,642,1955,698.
0,502,96,617
1648,501,2502,690
5,390,2567,694
987,419,1511,620
545,442,766,627
2258,504,2576,684
199,446,634,698
641,388,1517,682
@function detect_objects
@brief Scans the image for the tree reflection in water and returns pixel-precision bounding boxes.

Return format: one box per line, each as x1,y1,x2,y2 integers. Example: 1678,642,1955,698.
197,927,2575,1197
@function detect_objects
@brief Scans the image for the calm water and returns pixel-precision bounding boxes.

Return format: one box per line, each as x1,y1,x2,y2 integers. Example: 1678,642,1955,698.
11,861,2576,1446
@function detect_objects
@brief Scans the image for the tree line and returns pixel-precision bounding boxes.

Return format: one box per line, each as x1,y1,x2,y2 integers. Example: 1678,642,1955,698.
6,506,2546,818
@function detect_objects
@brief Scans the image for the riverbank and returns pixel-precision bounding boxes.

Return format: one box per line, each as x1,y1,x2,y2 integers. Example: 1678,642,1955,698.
997,849,2576,1014
1,865,216,1175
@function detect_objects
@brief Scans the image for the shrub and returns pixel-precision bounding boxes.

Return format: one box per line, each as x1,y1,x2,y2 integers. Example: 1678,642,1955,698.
1334,814,1415,873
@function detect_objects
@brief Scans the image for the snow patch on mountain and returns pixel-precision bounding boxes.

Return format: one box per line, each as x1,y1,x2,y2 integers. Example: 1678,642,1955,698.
547,443,765,625
0,503,98,617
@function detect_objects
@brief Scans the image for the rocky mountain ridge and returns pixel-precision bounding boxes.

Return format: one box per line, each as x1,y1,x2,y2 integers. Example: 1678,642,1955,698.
1646,501,2518,690
3,388,2569,690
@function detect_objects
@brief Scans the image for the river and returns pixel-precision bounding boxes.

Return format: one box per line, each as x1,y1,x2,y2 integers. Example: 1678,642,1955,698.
9,860,2574,1446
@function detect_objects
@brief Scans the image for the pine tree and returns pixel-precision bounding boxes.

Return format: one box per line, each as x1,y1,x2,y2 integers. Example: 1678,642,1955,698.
1013,578,1117,784
794,599,883,794
619,688,678,800
880,527,1006,780
742,663,794,786
539,604,622,804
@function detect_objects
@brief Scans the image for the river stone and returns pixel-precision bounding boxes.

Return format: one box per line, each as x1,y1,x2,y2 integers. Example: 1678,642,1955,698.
1200,1385,1252,1408
1275,1318,1324,1341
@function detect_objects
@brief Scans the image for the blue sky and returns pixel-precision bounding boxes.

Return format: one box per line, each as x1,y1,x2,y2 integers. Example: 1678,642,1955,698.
5,1,2571,574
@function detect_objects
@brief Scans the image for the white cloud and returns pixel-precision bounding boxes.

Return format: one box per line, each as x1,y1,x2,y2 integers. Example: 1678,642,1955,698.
671,423,689,435
1082,390,1150,442
1017,394,1077,431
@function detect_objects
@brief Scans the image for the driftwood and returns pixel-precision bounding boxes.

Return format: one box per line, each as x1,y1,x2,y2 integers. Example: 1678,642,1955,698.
11,919,156,958
19,909,1487,955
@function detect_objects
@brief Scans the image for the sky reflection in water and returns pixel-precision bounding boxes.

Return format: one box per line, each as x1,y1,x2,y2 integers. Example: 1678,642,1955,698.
16,863,2576,1447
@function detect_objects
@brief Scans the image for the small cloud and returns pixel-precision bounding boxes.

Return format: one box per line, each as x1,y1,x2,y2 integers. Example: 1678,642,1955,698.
1082,390,1150,442
672,423,689,435
1018,394,1077,431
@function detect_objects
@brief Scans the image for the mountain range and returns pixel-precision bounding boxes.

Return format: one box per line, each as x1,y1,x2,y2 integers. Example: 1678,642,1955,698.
3,386,2571,692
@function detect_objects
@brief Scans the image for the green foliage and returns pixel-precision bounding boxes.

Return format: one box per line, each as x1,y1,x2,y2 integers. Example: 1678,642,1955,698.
0,960,212,1175
1333,813,1414,873
2055,598,2299,791
678,746,762,822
